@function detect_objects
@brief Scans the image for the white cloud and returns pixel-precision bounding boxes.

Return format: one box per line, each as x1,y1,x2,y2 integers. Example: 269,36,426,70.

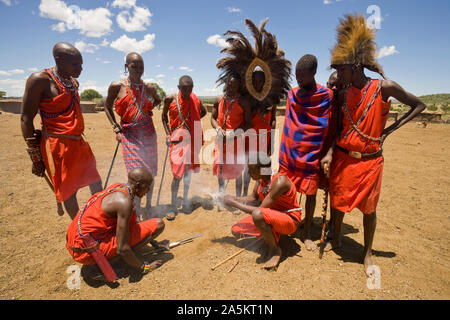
1,0,12,6
39,0,113,38
28,68,39,72
168,66,174,70
116,5,152,32
156,64,161,68
102,60,111,64
74,40,99,53
101,38,110,47
110,34,156,54
323,0,332,4
207,34,229,48
156,74,165,78
227,7,241,13
0,69,25,76
179,66,189,70
377,45,399,59
111,0,135,9
0,78,26,96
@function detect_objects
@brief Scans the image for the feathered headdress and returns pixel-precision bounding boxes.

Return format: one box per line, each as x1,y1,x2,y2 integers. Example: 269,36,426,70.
330,14,385,78
216,18,291,105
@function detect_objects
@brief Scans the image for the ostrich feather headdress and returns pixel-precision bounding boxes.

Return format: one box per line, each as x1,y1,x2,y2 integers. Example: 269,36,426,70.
330,14,385,78
216,18,291,103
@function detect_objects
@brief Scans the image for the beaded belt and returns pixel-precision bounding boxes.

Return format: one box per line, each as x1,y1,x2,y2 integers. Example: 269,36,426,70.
337,145,383,159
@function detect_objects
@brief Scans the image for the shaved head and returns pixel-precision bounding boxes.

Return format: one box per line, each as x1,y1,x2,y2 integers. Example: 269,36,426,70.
126,52,143,65
53,42,81,60
128,167,153,185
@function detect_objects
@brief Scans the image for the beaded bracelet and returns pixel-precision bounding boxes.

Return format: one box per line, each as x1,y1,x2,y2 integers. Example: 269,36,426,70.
26,147,43,163
141,262,151,274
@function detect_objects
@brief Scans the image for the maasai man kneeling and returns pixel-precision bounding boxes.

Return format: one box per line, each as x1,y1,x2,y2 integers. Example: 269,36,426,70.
66,168,166,278
105,52,161,218
211,73,251,196
218,152,302,270
21,42,102,219
278,54,333,251
321,14,426,275
162,75,207,219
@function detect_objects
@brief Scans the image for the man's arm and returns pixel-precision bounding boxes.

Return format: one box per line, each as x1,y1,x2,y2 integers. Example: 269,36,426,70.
162,95,174,144
222,182,260,211
211,96,225,135
146,83,161,108
20,72,49,177
112,193,144,270
104,82,122,140
270,104,277,129
239,96,252,131
380,80,426,141
320,90,344,178
223,176,290,214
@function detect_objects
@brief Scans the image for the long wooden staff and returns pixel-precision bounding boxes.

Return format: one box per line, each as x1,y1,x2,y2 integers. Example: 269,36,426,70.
156,143,170,205
211,238,259,270
103,140,120,189
319,162,330,259
318,187,329,259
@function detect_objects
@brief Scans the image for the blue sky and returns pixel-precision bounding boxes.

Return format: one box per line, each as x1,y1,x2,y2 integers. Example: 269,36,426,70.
0,0,449,98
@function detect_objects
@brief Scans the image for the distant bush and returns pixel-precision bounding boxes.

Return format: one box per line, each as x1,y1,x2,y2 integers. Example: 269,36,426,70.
427,104,438,112
81,89,102,101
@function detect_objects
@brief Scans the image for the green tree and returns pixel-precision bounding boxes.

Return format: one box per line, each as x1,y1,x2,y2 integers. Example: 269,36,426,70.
150,83,166,100
0,90,6,99
80,89,102,101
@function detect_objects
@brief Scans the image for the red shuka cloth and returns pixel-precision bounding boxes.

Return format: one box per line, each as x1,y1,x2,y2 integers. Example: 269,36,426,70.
66,183,159,265
329,79,390,214
39,68,100,202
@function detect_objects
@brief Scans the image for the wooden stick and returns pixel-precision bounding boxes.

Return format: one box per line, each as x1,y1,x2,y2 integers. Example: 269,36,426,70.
227,260,239,273
319,187,329,259
211,239,259,270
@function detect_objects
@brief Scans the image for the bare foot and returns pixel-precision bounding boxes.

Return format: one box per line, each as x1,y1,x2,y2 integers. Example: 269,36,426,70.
304,239,317,251
364,253,377,277
323,239,341,252
263,246,282,270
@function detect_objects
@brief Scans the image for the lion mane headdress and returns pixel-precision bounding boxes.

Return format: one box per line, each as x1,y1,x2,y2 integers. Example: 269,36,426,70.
216,18,291,106
330,14,386,79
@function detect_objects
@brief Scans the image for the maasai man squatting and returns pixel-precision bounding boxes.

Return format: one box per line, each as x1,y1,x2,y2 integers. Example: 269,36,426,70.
211,73,251,196
278,54,333,251
66,167,166,280
320,14,426,275
21,42,102,219
162,75,207,220
105,52,161,220
219,152,301,270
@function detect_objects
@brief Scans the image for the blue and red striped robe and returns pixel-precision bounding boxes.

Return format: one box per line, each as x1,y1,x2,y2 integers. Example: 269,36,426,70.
279,84,333,178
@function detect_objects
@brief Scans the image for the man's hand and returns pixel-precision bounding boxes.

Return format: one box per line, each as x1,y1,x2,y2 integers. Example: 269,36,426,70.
32,161,46,177
320,154,332,178
115,133,122,142
166,135,171,146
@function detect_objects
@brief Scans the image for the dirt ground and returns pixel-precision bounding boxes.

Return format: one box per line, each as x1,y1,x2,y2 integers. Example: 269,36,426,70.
0,109,449,300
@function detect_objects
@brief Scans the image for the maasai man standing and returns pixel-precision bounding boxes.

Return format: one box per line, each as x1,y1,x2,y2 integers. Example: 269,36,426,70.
278,54,333,251
215,18,291,197
211,73,251,196
162,76,207,219
21,42,102,219
218,152,302,270
66,167,166,280
105,52,161,219
320,14,426,275
242,71,278,197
